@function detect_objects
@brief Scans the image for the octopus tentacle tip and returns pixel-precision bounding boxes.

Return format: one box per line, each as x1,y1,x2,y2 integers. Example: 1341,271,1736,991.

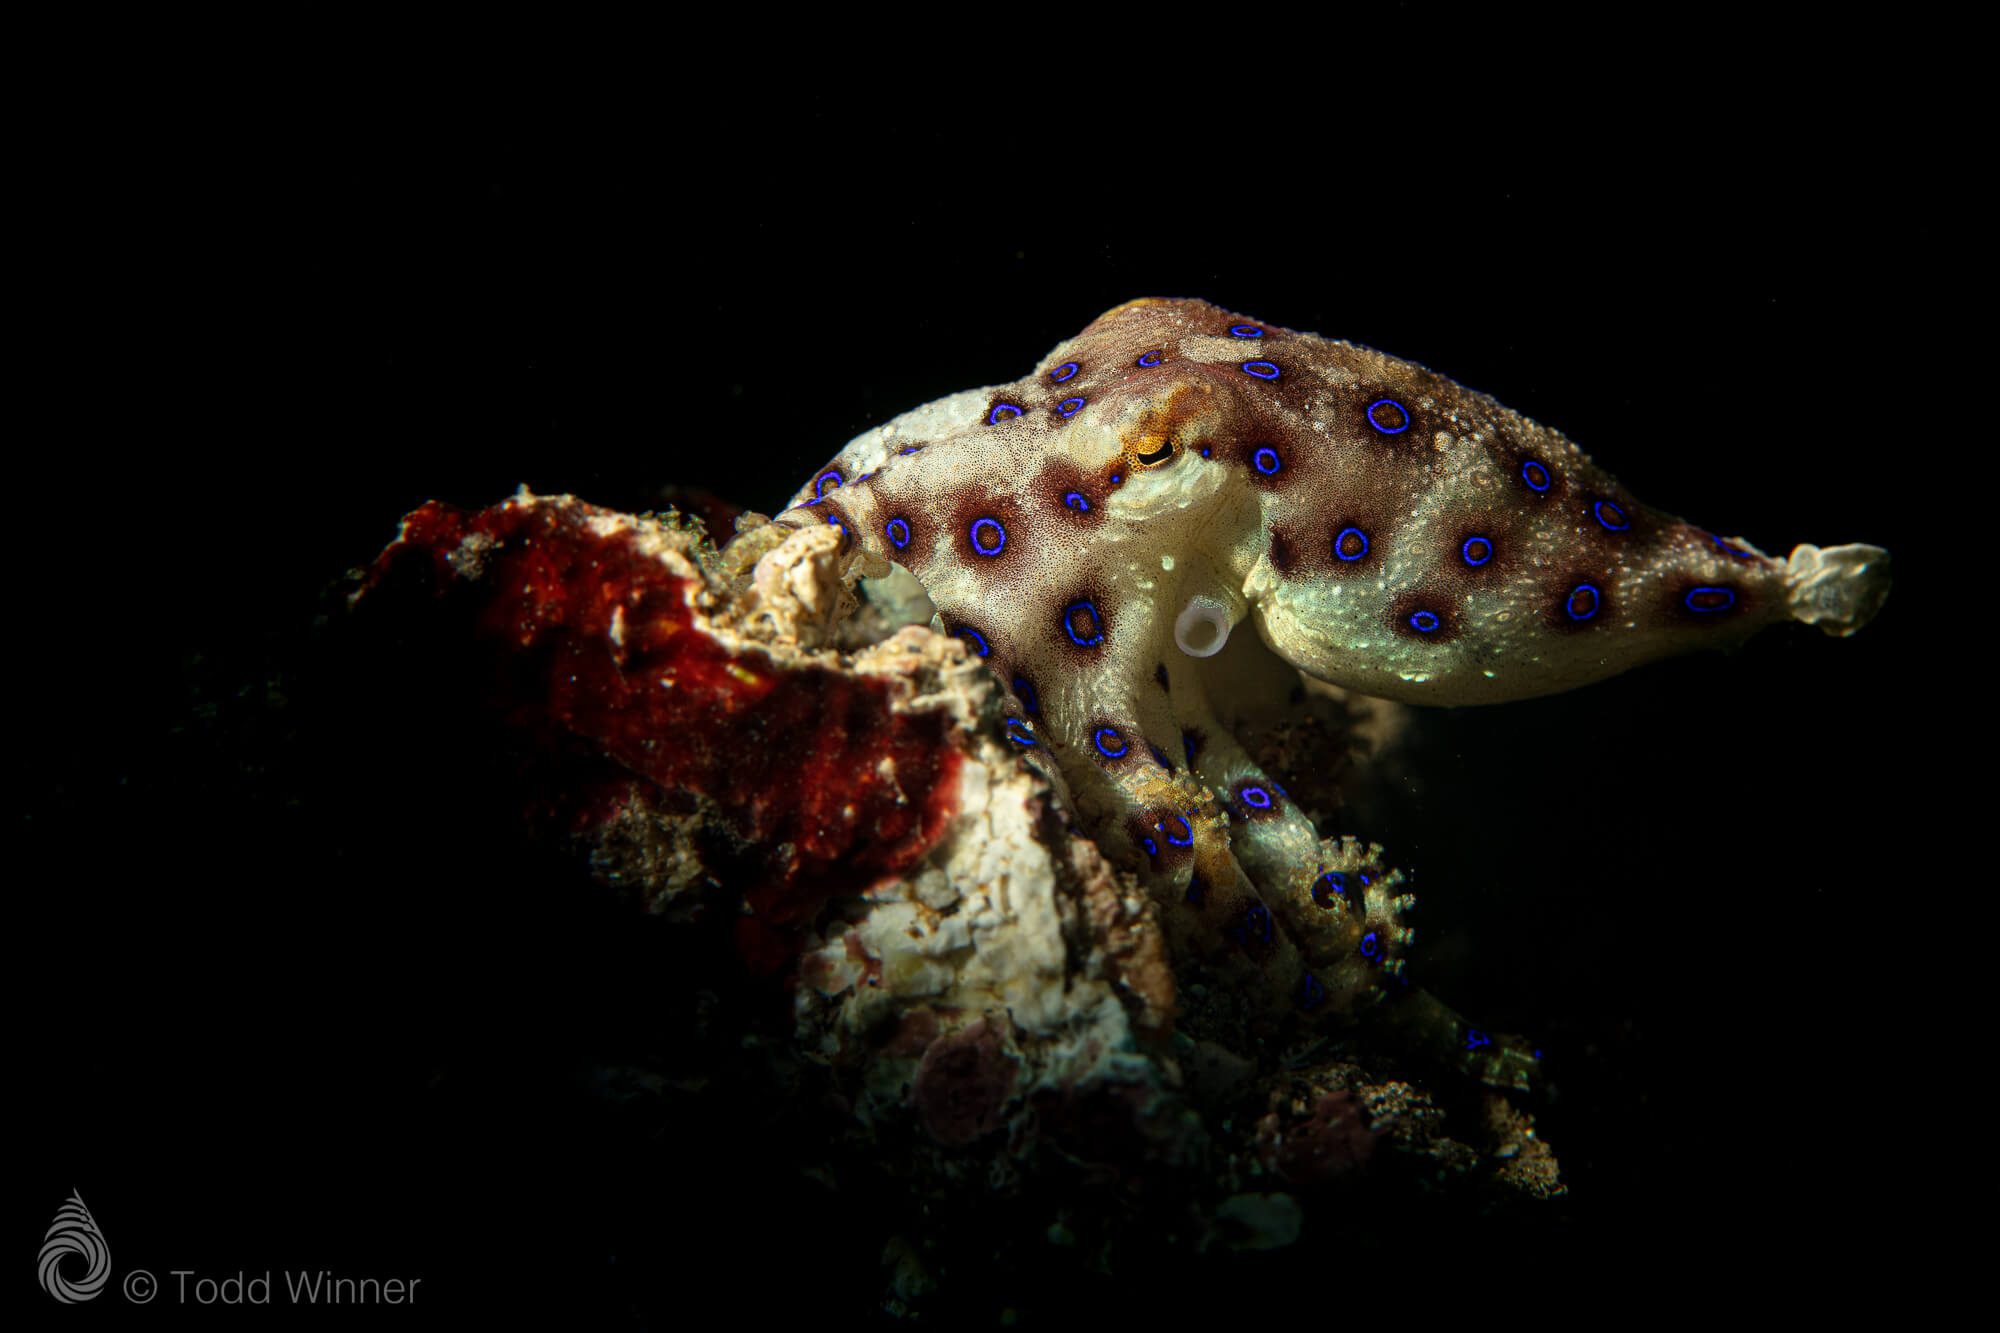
1174,594,1233,658
1785,542,1893,637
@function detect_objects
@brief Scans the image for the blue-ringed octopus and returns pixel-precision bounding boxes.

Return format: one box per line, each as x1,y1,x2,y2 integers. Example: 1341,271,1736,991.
774,298,1891,1072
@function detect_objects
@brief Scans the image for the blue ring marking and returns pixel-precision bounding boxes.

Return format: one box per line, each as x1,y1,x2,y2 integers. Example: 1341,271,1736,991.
1163,814,1194,847
1109,473,1123,485
1093,726,1128,759
801,496,823,507
1685,585,1737,613
1465,1029,1492,1051
1136,350,1165,368
1359,872,1374,887
987,403,1025,425
898,445,923,455
1239,784,1273,811
1253,446,1282,475
885,517,911,550
1051,361,1079,383
953,625,991,657
1063,490,1092,513
1360,930,1383,961
1566,583,1601,621
1300,973,1326,1010
1408,609,1442,634
1461,536,1493,566
1366,397,1412,434
1712,534,1756,560
1185,875,1206,907
1182,735,1198,764
1063,599,1105,647
1336,526,1369,561
1011,674,1040,716
1005,720,1036,748
1593,499,1631,531
1056,396,1085,418
824,512,847,539
1312,871,1348,906
1199,445,1212,458
969,516,1007,556
1229,324,1263,338
1521,459,1552,492
1148,744,1172,769
1142,836,1159,857
1244,902,1273,944
1273,781,1290,799
815,470,844,498
1241,360,1281,380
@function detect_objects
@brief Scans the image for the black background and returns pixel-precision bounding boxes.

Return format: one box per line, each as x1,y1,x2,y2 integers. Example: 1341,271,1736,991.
21,36,1955,1326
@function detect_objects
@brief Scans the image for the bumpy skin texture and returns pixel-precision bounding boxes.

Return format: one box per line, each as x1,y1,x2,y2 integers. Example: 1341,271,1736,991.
776,299,1891,1028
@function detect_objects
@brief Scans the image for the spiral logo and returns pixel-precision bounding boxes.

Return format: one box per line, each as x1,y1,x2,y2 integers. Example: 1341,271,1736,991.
38,1190,111,1303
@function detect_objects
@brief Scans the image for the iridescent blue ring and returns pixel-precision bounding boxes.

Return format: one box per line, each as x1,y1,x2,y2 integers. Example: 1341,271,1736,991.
1240,784,1273,810
1005,721,1036,748
1229,324,1263,338
1521,459,1552,492
1240,360,1281,380
1163,814,1194,847
1685,585,1737,613
1712,534,1756,560
1142,837,1159,857
1465,1029,1492,1051
1360,930,1383,960
1253,446,1282,475
1185,876,1206,907
1244,903,1273,943
1313,871,1348,906
1063,490,1091,513
1593,499,1631,531
1056,396,1085,418
954,625,990,657
1366,397,1411,434
1408,610,1442,634
987,403,1024,425
1011,674,1040,715
885,517,911,550
1300,973,1326,1010
1050,361,1079,383
1093,726,1128,759
1461,536,1493,566
1063,599,1105,647
1336,526,1369,560
1136,350,1165,368
815,470,843,498
1566,583,1600,621
898,445,923,455
969,517,1007,556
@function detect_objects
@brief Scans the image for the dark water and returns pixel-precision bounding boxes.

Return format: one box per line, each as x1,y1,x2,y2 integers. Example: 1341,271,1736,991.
21,73,1947,1323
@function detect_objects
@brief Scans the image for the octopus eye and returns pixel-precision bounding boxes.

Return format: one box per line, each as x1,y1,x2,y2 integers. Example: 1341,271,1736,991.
1566,583,1600,621
1134,438,1175,467
1335,527,1369,561
1461,536,1493,566
1050,361,1079,382
1366,398,1411,434
1136,349,1165,367
1593,499,1631,531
